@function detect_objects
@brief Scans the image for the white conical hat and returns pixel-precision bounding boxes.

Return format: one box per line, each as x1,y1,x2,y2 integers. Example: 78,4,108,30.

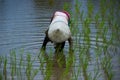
48,21,71,43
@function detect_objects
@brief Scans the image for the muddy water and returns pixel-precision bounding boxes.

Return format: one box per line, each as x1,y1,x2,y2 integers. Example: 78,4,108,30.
0,0,120,80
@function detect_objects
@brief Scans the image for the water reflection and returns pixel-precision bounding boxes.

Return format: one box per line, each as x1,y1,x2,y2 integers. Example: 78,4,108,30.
39,51,73,80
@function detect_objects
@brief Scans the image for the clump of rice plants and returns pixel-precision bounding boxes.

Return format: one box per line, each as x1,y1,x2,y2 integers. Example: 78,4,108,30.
63,0,120,80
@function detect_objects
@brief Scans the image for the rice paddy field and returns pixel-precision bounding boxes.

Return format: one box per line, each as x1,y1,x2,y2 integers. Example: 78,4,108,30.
0,0,120,80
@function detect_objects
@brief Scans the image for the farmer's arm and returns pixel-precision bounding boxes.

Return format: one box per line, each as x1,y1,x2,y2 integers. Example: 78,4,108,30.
41,29,50,50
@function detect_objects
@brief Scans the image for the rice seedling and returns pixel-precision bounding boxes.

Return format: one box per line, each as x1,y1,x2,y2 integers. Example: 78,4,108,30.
101,54,113,80
0,56,3,80
64,51,74,79
94,47,102,80
80,10,84,22
99,0,107,20
18,49,24,80
82,18,91,46
44,55,53,80
26,53,39,80
87,0,94,19
94,13,100,28
10,50,17,80
0,56,2,67
3,57,7,80
0,72,2,80
26,53,32,80
38,49,53,80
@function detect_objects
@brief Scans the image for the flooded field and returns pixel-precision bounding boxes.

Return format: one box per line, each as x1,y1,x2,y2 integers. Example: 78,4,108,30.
0,0,120,80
